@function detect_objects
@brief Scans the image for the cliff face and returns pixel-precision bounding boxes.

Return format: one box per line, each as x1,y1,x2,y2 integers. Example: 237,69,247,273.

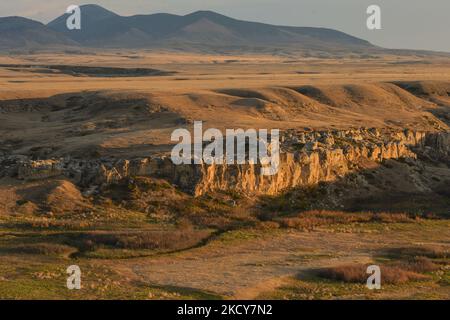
164,129,449,195
4,129,450,196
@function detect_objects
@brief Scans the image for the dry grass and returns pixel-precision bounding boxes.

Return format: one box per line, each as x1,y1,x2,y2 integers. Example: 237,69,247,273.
396,257,440,273
275,210,414,230
316,262,430,284
381,246,448,260
77,228,211,252
6,218,94,230
4,243,75,256
316,248,442,285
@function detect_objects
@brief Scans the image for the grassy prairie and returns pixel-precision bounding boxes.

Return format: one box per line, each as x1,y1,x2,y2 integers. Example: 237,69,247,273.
0,51,449,299
0,209,448,299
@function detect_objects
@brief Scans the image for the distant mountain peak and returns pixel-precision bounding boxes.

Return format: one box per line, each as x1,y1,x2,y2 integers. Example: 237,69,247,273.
77,4,119,18
0,16,78,49
0,16,43,29
47,3,118,27
2,4,377,54
186,10,229,18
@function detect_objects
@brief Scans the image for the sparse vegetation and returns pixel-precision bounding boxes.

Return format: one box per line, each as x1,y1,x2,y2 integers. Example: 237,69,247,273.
259,186,326,214
380,246,448,260
0,47,449,300
75,229,211,252
262,210,417,231
315,246,444,285
316,263,428,284
2,243,76,256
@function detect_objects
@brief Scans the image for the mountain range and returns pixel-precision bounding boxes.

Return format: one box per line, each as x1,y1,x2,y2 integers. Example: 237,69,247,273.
0,16,77,50
0,4,426,55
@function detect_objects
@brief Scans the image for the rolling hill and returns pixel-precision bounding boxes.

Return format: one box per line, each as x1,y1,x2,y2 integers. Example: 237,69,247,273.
0,16,77,50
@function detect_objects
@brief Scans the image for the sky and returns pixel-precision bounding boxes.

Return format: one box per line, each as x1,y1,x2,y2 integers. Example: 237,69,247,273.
1,0,449,52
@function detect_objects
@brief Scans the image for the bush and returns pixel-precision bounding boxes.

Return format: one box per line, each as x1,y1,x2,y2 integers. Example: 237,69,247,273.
380,266,428,284
382,246,448,260
76,229,211,251
316,263,429,284
10,218,93,230
275,210,415,230
317,264,367,283
259,186,323,212
257,221,280,230
395,257,439,273
8,243,75,256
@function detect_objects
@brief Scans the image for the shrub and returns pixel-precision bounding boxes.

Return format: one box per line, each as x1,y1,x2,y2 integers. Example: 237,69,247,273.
10,218,93,230
316,263,429,284
275,210,415,230
382,246,448,260
257,221,280,230
317,264,367,283
396,257,439,273
76,229,211,251
8,243,75,256
259,186,324,213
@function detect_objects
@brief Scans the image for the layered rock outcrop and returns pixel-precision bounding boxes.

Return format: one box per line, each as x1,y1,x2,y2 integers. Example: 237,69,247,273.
2,128,449,196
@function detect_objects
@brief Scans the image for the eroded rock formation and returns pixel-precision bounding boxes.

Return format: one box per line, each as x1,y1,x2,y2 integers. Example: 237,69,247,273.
2,128,449,196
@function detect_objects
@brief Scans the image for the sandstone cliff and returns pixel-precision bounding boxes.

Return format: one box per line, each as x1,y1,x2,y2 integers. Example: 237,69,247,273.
3,128,449,196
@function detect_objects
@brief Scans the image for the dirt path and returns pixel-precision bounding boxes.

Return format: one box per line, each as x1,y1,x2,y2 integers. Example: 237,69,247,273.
100,223,449,299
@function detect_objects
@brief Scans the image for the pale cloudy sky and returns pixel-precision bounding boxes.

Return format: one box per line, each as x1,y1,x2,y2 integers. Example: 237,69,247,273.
1,0,449,52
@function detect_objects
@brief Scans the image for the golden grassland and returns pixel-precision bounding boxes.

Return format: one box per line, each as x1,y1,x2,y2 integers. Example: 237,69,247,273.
0,50,449,299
